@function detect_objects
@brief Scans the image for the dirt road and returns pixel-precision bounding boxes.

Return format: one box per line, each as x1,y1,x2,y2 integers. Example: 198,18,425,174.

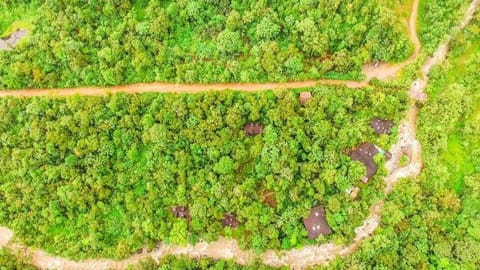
0,203,383,270
0,79,365,98
0,0,478,269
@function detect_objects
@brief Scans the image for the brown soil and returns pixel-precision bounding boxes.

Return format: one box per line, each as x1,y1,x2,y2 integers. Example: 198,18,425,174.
0,79,366,98
261,190,277,208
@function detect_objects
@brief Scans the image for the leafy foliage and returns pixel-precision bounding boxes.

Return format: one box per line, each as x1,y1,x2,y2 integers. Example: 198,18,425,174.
0,248,36,270
316,15,480,270
0,0,412,88
127,256,282,270
418,0,470,53
0,86,406,259
0,1,37,35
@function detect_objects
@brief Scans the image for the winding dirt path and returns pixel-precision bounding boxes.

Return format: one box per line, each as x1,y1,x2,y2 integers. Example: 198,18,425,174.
362,0,421,81
0,0,478,269
0,0,420,97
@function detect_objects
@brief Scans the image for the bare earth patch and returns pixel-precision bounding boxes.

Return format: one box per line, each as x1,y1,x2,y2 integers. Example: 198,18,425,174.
0,227,13,247
0,29,27,51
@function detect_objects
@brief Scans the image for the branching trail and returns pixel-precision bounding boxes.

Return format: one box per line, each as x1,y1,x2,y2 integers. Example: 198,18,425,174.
0,0,421,97
0,0,478,269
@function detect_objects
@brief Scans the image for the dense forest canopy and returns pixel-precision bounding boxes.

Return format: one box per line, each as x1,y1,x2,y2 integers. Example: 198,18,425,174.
0,1,479,269
312,15,480,270
418,0,470,53
0,0,412,88
0,86,407,259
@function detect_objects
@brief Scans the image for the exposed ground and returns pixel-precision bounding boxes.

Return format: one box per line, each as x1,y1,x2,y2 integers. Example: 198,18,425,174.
0,28,27,51
0,0,478,269
0,227,13,247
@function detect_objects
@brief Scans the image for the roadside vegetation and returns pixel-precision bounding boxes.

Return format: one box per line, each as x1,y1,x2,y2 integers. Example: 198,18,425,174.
313,14,480,270
128,256,282,270
418,0,471,53
0,0,412,89
0,248,36,270
0,85,406,259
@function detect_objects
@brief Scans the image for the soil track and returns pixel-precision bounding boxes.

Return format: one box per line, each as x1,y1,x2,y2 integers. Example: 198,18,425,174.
0,0,421,97
0,0,478,269
0,80,364,98
362,0,421,81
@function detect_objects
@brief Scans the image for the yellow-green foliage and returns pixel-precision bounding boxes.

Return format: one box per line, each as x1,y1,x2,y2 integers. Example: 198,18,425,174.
0,85,406,259
0,0,412,88
0,248,36,270
314,17,480,270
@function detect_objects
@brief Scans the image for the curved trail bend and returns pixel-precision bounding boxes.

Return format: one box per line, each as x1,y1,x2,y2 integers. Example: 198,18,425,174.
0,0,479,269
362,0,421,81
0,0,421,97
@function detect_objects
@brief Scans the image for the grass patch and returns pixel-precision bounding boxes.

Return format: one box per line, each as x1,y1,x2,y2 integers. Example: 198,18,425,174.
443,134,474,194
1,20,33,37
